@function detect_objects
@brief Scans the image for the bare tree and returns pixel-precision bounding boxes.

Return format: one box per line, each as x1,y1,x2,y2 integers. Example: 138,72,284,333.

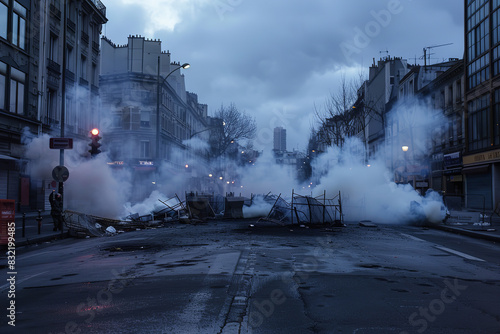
209,103,257,159
315,74,360,148
315,71,384,150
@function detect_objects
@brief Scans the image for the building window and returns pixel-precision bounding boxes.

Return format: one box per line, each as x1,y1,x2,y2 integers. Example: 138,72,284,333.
0,0,7,39
466,0,491,89
495,88,500,145
81,12,89,34
447,85,453,106
140,111,150,127
467,53,490,89
9,67,24,114
468,93,490,151
493,6,500,45
493,45,500,76
46,89,57,122
91,62,97,85
12,1,26,50
66,95,74,129
140,141,150,159
92,24,99,43
0,61,6,110
112,113,122,128
49,33,58,62
456,80,462,102
67,45,74,73
80,55,87,79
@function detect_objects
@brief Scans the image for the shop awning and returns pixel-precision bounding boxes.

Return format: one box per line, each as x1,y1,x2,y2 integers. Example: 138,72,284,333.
462,165,490,174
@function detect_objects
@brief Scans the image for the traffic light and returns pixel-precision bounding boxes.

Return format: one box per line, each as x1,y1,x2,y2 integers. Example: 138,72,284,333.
88,128,101,156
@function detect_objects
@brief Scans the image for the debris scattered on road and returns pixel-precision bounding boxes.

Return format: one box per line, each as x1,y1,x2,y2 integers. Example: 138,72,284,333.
106,226,117,234
359,220,377,228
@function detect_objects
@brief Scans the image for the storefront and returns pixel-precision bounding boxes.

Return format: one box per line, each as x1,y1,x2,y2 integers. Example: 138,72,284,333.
0,155,19,202
462,149,500,211
443,152,463,196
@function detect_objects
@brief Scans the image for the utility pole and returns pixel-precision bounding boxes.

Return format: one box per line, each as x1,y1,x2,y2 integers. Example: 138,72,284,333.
59,0,67,202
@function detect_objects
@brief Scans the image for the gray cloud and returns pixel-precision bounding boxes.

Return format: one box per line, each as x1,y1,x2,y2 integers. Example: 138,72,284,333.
102,0,464,150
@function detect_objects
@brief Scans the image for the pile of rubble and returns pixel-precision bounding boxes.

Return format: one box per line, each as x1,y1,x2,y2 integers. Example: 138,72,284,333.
63,190,344,237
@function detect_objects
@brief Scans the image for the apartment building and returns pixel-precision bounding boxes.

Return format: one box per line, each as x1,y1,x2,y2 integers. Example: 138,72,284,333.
99,35,209,199
463,0,500,210
0,0,107,210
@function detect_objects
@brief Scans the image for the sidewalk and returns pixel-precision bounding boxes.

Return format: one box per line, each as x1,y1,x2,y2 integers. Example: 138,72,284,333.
11,211,70,247
432,216,500,243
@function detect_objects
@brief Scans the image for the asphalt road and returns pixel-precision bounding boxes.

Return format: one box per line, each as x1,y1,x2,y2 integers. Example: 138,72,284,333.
1,219,499,334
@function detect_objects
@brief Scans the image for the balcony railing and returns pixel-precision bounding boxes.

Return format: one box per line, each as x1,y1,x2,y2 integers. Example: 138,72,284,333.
67,18,76,32
49,3,61,20
65,70,75,82
79,77,89,86
92,41,100,52
81,31,89,45
93,0,106,17
47,58,61,73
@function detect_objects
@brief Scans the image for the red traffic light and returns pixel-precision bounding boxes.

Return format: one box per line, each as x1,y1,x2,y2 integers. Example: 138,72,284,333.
90,128,99,136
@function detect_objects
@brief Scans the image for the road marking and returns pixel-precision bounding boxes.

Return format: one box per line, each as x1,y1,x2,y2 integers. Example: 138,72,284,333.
0,271,48,291
434,246,485,262
19,251,55,260
400,233,425,242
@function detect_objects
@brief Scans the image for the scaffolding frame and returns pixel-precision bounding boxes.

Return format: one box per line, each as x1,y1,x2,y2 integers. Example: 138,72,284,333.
260,190,343,226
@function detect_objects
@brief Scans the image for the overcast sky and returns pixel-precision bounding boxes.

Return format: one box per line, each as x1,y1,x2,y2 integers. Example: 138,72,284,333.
101,0,464,151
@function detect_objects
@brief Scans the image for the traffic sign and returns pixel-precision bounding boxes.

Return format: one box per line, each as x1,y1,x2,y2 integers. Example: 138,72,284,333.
50,137,73,149
52,166,69,182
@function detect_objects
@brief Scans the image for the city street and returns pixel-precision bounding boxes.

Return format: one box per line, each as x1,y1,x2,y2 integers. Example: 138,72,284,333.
1,219,500,334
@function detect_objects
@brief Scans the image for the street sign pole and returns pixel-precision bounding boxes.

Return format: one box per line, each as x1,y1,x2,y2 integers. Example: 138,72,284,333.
59,0,68,207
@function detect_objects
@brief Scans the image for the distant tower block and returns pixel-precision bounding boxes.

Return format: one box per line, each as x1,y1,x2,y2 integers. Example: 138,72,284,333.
274,127,286,152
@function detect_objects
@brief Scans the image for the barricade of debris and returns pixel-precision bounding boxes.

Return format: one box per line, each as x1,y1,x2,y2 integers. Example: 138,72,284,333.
63,190,343,237
63,210,143,238
184,191,249,221
258,190,344,227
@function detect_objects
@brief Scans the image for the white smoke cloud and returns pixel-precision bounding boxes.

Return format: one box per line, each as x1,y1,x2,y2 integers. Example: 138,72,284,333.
242,195,273,219
23,131,133,219
237,149,302,196
310,139,446,224
237,98,450,225
183,137,210,152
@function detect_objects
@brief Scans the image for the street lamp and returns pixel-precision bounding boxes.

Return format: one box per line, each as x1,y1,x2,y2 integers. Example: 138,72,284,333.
156,60,190,160
402,145,409,183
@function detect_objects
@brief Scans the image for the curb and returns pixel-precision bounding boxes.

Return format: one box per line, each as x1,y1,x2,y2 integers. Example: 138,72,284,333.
16,231,70,247
432,224,500,243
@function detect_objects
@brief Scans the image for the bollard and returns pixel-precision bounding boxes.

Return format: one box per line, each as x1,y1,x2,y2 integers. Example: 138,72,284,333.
36,210,43,235
22,213,26,238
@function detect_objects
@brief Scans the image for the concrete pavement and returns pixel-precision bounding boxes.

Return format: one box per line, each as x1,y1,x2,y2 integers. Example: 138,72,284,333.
432,220,500,242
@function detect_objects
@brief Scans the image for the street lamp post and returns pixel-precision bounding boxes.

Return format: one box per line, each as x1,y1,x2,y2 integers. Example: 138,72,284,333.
156,59,190,160
402,145,409,183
